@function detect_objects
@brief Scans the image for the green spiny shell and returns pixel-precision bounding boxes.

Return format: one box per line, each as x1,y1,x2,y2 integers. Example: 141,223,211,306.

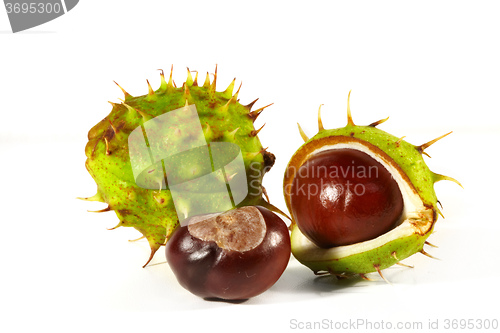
82,67,275,266
284,94,461,278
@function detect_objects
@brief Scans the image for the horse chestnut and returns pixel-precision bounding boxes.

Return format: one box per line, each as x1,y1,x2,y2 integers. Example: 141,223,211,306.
165,206,291,300
290,148,404,248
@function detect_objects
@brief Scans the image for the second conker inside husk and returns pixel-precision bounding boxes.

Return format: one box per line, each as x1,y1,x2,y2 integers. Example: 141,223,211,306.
290,148,404,248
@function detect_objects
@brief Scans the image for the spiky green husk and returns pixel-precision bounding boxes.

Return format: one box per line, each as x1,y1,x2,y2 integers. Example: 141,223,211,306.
285,96,461,278
83,67,275,266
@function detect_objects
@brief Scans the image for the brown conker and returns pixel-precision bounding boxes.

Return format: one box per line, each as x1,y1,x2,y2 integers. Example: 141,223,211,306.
165,206,291,301
290,148,404,248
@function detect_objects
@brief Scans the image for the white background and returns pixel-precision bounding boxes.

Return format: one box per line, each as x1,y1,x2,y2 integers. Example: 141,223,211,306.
1,1,499,332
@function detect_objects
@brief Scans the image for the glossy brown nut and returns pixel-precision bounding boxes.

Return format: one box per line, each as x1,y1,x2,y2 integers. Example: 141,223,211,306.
165,206,291,301
290,148,404,248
